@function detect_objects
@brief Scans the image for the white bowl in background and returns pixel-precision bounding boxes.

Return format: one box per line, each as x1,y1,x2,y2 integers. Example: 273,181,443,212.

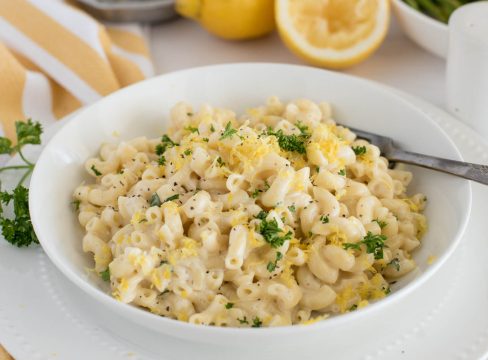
29,63,471,347
392,0,448,58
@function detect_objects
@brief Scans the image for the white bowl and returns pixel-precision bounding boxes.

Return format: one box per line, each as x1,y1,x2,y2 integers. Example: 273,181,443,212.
30,63,471,346
392,0,448,58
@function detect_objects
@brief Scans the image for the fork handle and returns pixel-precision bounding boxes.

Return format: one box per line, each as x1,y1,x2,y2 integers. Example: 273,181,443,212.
388,149,488,185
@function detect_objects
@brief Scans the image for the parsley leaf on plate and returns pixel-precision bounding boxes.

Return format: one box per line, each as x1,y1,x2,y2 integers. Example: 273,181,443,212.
0,120,43,248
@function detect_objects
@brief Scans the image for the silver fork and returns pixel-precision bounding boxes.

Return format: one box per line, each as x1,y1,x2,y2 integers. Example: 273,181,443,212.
346,126,488,185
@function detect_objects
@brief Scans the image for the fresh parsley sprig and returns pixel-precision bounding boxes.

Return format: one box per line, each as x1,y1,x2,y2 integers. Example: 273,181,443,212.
0,120,43,247
0,120,42,185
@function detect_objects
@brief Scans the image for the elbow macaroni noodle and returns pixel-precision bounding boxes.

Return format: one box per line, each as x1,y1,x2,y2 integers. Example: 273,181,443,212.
74,97,427,327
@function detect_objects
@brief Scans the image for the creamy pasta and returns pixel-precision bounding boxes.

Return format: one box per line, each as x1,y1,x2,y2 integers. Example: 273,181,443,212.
73,97,427,327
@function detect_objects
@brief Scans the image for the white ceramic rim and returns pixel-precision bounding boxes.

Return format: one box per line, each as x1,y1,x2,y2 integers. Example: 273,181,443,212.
30,63,472,337
392,0,448,31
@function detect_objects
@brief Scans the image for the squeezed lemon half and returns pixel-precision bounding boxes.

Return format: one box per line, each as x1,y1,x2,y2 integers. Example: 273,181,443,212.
275,0,390,69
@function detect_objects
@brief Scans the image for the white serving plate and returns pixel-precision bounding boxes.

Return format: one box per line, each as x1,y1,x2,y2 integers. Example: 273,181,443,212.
392,0,448,58
28,64,470,347
0,86,486,359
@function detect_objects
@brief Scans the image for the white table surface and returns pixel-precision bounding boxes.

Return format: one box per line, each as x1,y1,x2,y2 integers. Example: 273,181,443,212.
149,16,447,110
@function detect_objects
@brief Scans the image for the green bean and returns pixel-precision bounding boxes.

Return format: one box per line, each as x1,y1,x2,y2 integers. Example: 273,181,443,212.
416,0,449,22
402,0,485,23
404,0,420,9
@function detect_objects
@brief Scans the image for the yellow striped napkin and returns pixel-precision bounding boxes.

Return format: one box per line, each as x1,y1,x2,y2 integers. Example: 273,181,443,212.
0,0,153,140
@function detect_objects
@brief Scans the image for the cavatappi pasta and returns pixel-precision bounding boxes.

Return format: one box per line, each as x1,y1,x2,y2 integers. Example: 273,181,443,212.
73,97,427,327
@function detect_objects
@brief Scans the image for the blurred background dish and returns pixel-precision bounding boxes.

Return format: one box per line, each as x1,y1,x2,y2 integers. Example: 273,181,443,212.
75,0,178,23
392,0,448,58
392,0,485,58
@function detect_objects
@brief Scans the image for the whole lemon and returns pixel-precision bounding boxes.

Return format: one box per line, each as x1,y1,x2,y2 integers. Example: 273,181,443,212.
176,0,275,40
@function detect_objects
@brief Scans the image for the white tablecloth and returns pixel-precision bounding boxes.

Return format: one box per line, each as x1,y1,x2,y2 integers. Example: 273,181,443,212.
148,17,447,109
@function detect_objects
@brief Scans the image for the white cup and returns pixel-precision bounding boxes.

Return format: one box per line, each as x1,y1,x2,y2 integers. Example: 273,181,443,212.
446,2,488,139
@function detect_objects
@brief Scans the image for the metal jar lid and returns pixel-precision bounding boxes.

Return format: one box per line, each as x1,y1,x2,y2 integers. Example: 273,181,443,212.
75,0,178,23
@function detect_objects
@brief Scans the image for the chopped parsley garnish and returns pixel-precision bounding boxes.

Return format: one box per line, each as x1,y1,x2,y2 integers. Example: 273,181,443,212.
100,268,110,282
220,122,238,140
91,165,102,176
259,217,292,248
237,316,248,324
163,194,180,203
251,317,263,328
338,169,346,176
71,199,81,211
210,124,215,132
203,138,209,142
158,155,166,166
0,120,43,248
343,231,388,260
159,289,170,296
251,189,261,198
352,146,367,156
384,287,391,295
288,205,296,213
362,232,388,259
187,112,193,116
343,242,361,251
251,181,269,198
156,134,178,155
216,157,225,167
184,148,192,156
266,251,283,272
267,128,310,154
387,257,400,271
349,304,358,311
225,302,234,309
256,210,268,220
296,121,309,135
150,193,162,207
373,219,388,229
320,215,329,224
185,125,199,134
